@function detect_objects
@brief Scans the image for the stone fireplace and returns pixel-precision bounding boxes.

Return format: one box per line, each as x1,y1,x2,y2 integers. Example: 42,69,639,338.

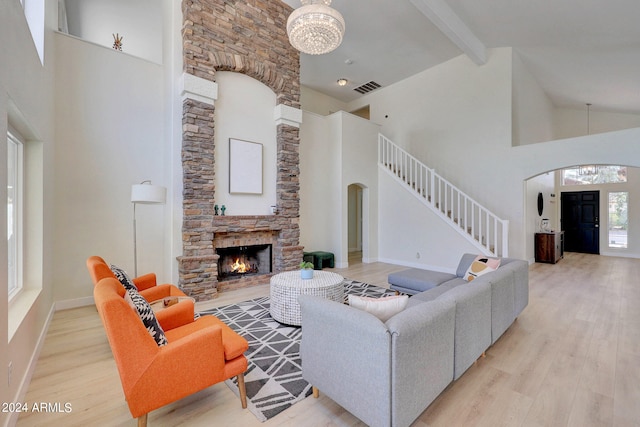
177,0,303,301
212,227,278,291
216,244,272,281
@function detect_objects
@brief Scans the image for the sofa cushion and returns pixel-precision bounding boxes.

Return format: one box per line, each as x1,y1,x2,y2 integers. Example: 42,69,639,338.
110,264,137,291
437,281,492,379
487,268,517,343
463,256,501,282
348,294,409,322
408,278,467,307
388,269,456,295
125,288,168,346
164,315,248,361
499,259,530,317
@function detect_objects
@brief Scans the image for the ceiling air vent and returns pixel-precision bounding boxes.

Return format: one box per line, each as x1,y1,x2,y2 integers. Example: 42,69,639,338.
354,81,381,94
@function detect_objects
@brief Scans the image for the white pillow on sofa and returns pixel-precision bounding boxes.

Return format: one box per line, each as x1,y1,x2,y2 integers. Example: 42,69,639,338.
348,294,409,322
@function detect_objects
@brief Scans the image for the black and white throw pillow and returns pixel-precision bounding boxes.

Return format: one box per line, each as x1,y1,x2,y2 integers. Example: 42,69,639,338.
110,264,137,291
125,288,168,346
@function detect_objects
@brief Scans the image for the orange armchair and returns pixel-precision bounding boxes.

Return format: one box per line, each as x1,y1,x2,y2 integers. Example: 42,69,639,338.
94,277,248,426
86,255,185,301
86,255,194,331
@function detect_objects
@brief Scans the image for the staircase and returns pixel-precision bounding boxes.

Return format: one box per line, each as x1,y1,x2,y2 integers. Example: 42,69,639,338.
378,134,509,257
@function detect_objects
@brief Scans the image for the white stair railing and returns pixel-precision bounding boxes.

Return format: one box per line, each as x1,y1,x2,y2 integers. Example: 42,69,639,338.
378,134,509,257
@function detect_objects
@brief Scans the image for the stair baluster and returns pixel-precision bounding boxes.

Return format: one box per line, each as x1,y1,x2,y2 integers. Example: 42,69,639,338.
378,134,509,257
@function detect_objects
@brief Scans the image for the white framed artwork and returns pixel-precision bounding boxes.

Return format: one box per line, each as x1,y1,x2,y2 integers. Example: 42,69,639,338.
229,138,263,194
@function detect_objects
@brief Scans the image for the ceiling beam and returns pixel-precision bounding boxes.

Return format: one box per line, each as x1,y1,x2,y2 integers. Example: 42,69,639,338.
409,0,487,65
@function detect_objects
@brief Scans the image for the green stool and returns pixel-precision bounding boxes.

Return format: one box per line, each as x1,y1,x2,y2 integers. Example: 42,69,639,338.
304,251,335,270
303,253,315,265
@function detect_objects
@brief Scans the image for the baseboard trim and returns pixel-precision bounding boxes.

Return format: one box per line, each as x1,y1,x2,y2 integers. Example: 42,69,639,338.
55,296,94,311
7,303,56,427
600,251,640,259
377,257,456,274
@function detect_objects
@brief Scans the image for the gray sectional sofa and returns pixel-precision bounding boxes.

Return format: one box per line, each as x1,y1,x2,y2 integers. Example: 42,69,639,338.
298,253,529,427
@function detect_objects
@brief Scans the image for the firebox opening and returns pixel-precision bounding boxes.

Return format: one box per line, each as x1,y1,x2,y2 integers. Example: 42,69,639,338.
216,244,272,281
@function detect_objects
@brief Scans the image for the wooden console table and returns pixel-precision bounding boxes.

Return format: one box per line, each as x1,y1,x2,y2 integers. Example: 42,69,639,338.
535,232,564,264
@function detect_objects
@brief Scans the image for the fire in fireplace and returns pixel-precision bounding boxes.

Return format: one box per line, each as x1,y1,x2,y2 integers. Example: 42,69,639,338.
216,244,272,281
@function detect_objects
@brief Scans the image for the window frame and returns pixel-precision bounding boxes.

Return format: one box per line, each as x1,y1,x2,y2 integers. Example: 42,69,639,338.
608,191,628,249
561,165,627,186
8,129,25,302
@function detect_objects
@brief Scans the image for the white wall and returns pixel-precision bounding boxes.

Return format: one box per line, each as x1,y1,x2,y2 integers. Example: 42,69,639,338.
554,106,640,140
213,72,278,216
1,0,57,424
300,85,348,116
336,47,640,265
378,169,482,273
299,112,342,259
512,52,555,146
345,48,517,265
299,111,380,267
340,112,380,265
524,172,557,262
352,49,513,206
163,0,184,286
53,32,165,301
64,0,162,64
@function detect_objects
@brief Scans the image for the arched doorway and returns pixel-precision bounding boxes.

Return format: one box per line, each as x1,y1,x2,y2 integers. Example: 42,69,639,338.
348,183,366,264
525,164,637,262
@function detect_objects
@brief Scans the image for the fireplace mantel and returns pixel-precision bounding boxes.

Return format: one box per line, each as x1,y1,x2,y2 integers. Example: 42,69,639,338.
212,215,284,233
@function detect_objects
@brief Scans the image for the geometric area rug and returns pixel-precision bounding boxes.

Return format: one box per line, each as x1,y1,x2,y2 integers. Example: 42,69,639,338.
198,279,397,422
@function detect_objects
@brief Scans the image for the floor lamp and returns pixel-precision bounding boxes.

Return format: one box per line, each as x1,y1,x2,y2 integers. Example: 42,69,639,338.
131,180,166,277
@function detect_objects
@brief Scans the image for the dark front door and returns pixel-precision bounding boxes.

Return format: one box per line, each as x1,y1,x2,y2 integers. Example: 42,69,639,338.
561,191,600,254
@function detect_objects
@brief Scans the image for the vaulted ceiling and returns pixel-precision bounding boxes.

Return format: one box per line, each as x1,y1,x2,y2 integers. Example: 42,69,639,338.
282,0,640,114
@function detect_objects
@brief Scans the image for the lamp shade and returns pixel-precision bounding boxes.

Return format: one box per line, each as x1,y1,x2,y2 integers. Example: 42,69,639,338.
131,182,166,204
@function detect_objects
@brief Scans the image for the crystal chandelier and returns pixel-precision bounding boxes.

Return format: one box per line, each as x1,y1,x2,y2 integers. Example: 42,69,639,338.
287,0,345,55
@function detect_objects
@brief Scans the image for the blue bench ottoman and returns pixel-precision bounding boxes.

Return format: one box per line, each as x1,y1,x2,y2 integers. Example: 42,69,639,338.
388,268,457,295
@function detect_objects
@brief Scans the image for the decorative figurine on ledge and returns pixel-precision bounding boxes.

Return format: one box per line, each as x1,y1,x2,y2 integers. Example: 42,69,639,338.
112,33,123,51
221,205,226,216
214,205,219,216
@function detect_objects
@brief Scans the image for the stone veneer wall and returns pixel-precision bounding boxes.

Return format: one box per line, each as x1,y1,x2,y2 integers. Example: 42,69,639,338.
178,0,303,300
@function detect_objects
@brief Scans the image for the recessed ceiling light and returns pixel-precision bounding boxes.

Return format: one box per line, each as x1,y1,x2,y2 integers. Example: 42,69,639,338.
337,78,348,86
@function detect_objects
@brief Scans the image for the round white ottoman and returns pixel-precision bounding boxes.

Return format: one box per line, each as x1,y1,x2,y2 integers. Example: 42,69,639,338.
270,271,344,326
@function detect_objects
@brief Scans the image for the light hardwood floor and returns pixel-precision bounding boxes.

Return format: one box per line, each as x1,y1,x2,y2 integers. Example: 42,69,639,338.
17,252,640,426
